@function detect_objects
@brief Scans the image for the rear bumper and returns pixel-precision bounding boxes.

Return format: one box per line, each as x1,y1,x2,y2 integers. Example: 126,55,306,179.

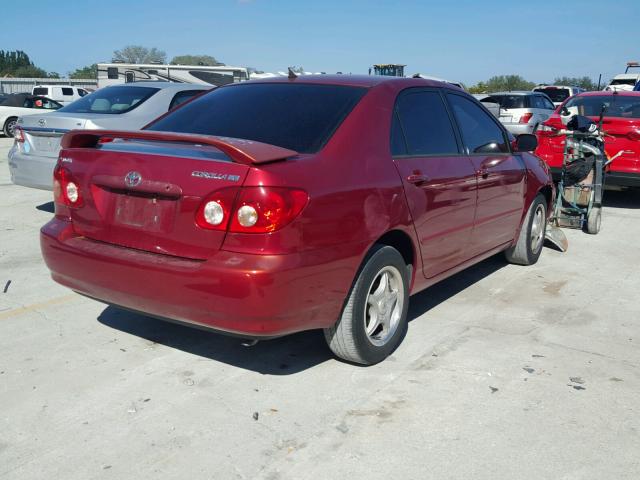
40,218,358,337
8,147,56,191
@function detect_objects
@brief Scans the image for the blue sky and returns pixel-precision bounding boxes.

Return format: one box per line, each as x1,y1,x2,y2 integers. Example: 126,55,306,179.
0,0,637,85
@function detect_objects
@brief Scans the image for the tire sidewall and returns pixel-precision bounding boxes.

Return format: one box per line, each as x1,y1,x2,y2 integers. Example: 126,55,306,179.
524,195,547,263
349,246,410,364
4,118,17,137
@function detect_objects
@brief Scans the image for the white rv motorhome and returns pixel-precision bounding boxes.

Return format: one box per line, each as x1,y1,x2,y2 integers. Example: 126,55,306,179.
97,63,250,88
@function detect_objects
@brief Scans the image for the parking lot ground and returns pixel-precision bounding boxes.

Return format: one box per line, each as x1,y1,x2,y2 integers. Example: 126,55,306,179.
1,136,639,479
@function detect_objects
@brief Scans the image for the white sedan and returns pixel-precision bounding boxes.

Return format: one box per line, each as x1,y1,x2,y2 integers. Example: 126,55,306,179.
1,94,62,137
8,82,211,190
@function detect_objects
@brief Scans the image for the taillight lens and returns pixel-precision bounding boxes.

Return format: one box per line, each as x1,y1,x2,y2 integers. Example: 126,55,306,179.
195,188,239,230
519,113,534,124
53,164,83,208
627,130,640,141
230,187,308,233
195,187,308,233
14,127,24,143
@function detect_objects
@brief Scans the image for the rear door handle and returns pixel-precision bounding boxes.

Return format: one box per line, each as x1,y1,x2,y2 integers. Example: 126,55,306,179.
407,173,430,185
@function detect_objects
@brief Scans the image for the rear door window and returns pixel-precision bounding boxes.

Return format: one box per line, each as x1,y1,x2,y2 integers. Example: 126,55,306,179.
33,87,48,96
392,90,460,156
147,83,367,153
447,94,510,154
168,90,206,110
61,87,74,96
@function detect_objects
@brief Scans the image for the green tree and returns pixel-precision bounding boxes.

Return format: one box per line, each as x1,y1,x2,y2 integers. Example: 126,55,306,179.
70,64,98,79
13,65,48,78
469,75,536,93
170,54,221,66
553,76,599,91
113,45,167,64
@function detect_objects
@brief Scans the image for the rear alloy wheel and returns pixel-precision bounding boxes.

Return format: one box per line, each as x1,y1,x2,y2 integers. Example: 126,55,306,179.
3,117,17,137
324,245,409,365
505,193,547,265
585,207,602,235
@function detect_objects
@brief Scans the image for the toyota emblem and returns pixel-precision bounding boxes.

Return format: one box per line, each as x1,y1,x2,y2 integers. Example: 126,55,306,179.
124,171,142,187
38,118,46,127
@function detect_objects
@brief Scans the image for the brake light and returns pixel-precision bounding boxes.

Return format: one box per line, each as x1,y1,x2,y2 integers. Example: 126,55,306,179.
195,188,239,230
14,127,24,143
229,187,308,233
627,130,640,141
53,164,83,208
195,187,308,233
519,113,534,124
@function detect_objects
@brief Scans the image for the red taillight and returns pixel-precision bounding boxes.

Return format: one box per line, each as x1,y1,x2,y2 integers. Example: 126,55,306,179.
519,113,534,124
14,127,24,143
53,164,83,208
195,187,308,234
229,187,308,233
195,188,239,230
627,130,640,141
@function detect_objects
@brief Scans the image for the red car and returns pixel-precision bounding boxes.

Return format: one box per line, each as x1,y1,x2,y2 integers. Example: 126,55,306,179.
41,76,553,365
536,91,640,186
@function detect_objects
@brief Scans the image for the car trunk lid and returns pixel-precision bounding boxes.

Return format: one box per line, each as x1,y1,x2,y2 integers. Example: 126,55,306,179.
19,114,88,158
60,130,298,259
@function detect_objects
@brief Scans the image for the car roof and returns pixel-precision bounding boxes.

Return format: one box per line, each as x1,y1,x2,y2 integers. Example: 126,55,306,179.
239,74,458,90
574,91,640,98
488,91,539,96
534,85,581,89
104,82,211,91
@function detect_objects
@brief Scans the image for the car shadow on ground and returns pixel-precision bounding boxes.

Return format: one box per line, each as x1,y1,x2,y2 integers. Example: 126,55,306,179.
603,188,640,209
36,201,54,213
98,254,508,375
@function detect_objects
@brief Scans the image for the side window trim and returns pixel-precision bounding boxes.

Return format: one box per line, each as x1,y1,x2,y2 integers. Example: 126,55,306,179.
390,87,464,159
444,92,512,156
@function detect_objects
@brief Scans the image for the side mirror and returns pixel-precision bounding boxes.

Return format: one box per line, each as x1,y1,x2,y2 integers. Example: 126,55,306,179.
515,134,537,152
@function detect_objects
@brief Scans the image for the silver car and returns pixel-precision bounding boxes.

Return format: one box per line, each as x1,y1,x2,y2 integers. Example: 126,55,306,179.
8,82,211,190
478,91,555,135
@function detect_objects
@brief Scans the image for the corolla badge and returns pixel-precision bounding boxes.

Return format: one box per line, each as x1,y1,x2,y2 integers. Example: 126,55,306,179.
124,171,142,187
38,118,46,127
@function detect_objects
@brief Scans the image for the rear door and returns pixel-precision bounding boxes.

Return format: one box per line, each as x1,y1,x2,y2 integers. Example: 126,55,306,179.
391,88,478,278
445,92,526,256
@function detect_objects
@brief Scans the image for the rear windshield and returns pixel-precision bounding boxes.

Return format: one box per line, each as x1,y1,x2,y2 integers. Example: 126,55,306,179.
534,87,570,103
147,83,367,153
483,95,528,109
564,95,640,118
610,78,637,86
58,85,158,114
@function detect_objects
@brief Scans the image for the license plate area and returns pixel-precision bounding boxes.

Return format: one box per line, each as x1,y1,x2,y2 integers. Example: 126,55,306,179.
113,194,176,232
31,135,61,152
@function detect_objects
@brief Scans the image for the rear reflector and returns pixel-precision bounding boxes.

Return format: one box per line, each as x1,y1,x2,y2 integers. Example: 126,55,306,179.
14,127,24,143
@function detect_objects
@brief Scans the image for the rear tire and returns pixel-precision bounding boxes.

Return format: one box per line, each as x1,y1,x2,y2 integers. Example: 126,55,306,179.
505,193,547,266
3,117,17,137
324,245,409,365
585,207,602,235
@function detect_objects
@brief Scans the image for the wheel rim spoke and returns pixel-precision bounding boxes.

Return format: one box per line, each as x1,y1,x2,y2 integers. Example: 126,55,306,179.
363,266,404,347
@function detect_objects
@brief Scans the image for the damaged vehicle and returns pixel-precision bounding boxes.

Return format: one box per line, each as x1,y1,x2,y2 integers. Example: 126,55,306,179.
40,75,554,365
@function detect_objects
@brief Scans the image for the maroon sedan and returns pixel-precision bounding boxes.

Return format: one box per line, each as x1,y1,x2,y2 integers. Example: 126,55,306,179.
41,75,553,365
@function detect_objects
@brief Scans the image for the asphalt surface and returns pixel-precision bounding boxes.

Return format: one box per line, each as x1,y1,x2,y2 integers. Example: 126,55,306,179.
1,136,639,479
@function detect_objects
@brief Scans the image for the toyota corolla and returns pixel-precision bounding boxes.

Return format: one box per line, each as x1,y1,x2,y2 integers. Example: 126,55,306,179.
41,75,553,365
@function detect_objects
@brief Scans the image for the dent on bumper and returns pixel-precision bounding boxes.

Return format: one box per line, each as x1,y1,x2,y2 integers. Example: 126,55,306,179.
40,219,360,336
8,148,56,190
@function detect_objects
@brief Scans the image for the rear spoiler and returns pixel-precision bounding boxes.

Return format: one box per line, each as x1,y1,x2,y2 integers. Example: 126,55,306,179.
60,130,299,165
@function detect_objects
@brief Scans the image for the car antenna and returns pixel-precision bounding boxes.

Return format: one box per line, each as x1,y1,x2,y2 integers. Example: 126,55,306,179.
288,67,298,79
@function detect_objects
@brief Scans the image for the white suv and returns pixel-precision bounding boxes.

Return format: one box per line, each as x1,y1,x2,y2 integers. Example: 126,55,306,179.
532,85,585,106
31,85,89,105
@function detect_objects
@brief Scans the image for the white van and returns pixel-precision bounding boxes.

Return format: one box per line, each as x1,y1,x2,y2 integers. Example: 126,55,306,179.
31,85,90,105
